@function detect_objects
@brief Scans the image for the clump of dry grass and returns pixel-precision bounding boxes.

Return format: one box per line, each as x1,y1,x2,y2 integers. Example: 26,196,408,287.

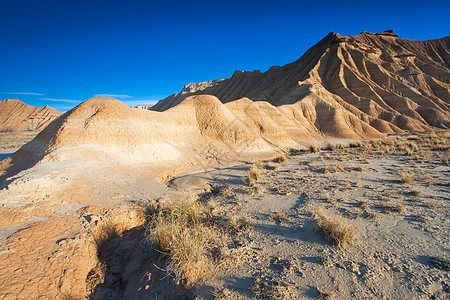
322,163,345,174
385,203,405,214
243,164,262,186
211,286,238,299
220,186,234,198
229,215,252,232
268,211,289,223
313,209,357,248
264,163,279,171
358,200,373,210
366,211,380,221
326,142,345,151
409,189,422,196
275,187,291,196
246,185,264,195
309,145,321,153
146,193,229,286
273,155,288,163
400,171,414,184
252,277,293,299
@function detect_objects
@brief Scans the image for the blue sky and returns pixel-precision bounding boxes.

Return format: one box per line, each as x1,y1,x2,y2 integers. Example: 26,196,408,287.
1,0,449,112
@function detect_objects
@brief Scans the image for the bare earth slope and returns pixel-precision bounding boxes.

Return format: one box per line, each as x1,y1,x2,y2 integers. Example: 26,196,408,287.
0,94,386,183
152,31,450,132
0,99,60,130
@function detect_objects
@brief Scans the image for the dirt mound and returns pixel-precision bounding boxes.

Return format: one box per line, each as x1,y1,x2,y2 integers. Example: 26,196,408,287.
152,31,450,132
0,99,60,130
0,93,388,182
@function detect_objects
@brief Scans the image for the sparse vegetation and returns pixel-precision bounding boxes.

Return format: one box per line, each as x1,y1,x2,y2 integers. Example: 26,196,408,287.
400,171,414,184
273,155,288,163
431,256,450,271
0,130,39,149
326,142,345,151
252,277,292,299
309,145,321,153
313,209,357,248
264,162,279,171
243,164,262,186
318,256,332,267
229,215,252,232
146,193,230,286
385,204,405,214
268,211,289,223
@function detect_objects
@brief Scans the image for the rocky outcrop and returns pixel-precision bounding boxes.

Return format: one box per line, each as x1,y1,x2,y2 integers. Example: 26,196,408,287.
0,99,60,130
181,78,227,93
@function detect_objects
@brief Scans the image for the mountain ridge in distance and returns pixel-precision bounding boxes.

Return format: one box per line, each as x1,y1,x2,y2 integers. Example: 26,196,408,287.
0,99,60,131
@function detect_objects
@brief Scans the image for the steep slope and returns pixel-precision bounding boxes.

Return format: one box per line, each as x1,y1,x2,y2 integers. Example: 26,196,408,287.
152,31,450,132
0,99,60,130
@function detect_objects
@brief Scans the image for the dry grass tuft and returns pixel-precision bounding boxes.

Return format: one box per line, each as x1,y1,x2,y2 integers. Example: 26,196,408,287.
322,163,345,174
146,193,229,286
309,145,321,153
386,203,405,214
275,187,291,196
313,209,357,248
220,186,234,198
243,164,262,186
400,171,414,184
326,142,345,151
273,155,288,163
246,185,264,195
268,211,289,223
264,163,279,171
229,215,252,232
252,277,293,299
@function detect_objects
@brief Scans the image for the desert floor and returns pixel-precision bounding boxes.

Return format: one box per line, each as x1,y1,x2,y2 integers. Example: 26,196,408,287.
0,132,449,299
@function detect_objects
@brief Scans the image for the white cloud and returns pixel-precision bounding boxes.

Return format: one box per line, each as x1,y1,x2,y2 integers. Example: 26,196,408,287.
41,98,81,103
93,94,133,99
122,100,159,106
1,92,44,96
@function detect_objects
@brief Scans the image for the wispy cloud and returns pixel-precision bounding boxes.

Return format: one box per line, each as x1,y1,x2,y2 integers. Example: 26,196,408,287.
122,100,159,106
93,94,132,99
41,98,81,103
1,92,44,96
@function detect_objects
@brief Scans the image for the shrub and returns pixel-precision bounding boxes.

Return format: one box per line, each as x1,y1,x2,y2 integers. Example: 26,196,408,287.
313,209,356,248
147,194,229,286
243,164,261,186
309,145,321,153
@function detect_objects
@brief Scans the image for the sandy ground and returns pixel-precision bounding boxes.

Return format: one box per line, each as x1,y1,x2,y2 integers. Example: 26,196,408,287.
0,133,449,299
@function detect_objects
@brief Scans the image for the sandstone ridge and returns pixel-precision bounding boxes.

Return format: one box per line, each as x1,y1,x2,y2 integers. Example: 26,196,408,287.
0,99,60,130
152,31,450,132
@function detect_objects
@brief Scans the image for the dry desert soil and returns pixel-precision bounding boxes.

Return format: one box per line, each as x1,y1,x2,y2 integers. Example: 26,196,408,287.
0,131,448,299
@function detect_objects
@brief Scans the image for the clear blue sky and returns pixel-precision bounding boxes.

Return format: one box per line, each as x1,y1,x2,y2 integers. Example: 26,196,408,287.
1,0,449,111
